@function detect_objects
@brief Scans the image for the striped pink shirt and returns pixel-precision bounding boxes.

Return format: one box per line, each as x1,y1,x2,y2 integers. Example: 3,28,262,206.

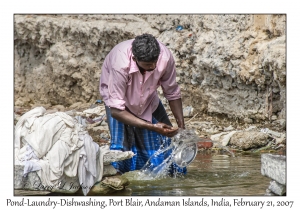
99,39,181,122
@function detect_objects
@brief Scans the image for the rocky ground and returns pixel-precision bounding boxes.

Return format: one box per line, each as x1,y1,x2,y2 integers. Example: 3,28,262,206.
14,99,286,156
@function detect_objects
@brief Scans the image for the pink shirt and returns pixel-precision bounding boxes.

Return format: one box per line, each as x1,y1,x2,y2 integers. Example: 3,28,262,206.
100,39,181,122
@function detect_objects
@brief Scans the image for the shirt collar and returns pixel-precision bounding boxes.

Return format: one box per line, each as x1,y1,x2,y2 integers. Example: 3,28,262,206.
128,44,163,75
128,56,140,74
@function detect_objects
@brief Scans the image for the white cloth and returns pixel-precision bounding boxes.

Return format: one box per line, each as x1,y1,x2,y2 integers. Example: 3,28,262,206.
16,144,41,176
14,107,107,195
77,134,109,195
14,106,46,159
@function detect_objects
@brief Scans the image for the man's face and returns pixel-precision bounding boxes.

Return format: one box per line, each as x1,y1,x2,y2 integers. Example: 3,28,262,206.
133,57,157,72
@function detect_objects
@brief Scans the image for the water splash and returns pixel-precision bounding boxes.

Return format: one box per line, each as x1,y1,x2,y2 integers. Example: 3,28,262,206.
138,136,174,180
131,129,200,180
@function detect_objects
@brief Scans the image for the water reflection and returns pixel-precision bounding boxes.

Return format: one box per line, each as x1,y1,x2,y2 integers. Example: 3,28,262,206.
124,152,271,196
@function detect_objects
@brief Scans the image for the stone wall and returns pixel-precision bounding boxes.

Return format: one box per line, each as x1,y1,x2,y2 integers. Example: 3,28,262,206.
14,14,286,122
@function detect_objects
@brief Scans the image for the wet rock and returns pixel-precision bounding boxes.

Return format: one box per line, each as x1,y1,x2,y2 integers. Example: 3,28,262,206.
265,189,277,196
268,180,286,196
100,176,129,190
261,154,286,185
229,131,269,150
261,154,286,196
86,182,115,195
87,176,130,196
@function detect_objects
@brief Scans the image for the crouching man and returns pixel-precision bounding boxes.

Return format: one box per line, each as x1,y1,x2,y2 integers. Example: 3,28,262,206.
99,33,186,174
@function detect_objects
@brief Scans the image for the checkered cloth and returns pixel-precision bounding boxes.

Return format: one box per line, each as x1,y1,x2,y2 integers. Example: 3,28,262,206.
105,101,186,174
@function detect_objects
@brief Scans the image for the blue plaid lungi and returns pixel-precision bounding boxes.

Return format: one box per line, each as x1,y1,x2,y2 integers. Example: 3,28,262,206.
105,101,186,175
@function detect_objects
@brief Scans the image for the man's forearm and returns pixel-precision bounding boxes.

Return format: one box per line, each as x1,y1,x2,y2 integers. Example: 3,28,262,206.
110,106,179,137
168,98,185,129
110,107,153,129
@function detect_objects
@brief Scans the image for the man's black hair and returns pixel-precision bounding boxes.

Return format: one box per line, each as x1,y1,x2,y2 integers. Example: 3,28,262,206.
132,33,160,62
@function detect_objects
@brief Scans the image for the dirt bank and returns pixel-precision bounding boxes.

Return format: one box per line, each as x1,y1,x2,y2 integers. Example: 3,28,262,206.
14,14,286,132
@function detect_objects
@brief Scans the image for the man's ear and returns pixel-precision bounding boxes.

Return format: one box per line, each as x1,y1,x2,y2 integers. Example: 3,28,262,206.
132,56,137,62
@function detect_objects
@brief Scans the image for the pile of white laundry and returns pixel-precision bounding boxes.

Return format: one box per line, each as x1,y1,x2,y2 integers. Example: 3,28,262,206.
14,106,110,195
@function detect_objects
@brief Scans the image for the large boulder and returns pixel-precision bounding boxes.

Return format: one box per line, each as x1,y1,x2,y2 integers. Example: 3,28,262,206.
229,131,269,150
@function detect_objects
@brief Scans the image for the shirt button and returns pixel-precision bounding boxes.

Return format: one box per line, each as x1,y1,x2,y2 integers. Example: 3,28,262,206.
140,105,142,107
141,94,143,97
140,82,142,84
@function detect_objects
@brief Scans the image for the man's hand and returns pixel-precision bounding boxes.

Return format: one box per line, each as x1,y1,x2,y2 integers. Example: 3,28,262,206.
152,122,178,137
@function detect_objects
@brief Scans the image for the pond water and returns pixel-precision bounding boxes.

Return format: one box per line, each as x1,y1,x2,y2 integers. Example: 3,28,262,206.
15,151,273,196
121,151,272,196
